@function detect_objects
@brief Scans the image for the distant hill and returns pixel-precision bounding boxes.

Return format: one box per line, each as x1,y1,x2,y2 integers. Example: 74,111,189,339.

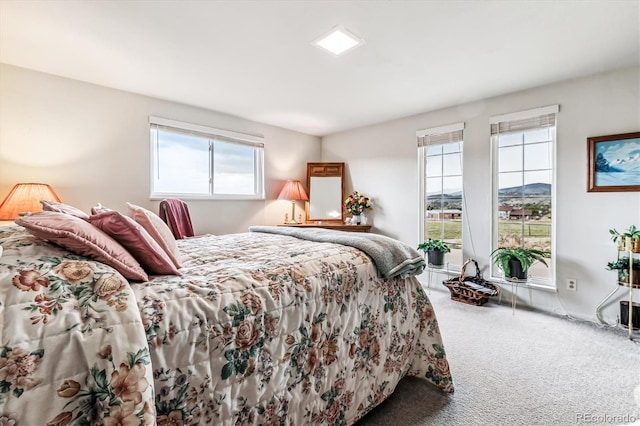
498,182,551,197
428,183,550,199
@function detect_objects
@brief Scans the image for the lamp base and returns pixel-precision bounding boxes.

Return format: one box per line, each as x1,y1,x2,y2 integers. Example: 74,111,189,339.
284,201,303,225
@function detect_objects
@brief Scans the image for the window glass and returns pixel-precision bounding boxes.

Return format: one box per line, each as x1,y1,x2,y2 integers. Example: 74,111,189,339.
524,142,552,170
493,125,554,283
150,123,264,199
442,153,462,176
422,141,464,268
426,155,443,177
498,145,523,173
154,130,210,194
213,140,257,195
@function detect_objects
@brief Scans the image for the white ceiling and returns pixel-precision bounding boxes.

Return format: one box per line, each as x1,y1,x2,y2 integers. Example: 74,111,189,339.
1,0,639,137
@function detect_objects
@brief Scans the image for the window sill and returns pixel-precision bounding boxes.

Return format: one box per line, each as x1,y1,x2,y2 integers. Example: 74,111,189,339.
150,195,265,201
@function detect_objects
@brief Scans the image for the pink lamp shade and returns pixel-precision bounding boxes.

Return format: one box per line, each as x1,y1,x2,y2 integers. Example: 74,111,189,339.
0,183,61,220
278,180,308,224
277,180,309,201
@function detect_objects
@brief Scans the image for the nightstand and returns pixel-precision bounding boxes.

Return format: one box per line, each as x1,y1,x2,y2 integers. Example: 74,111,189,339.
277,223,372,233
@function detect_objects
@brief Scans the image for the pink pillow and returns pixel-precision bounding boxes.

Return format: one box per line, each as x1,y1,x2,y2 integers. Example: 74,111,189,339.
89,211,180,276
40,200,89,220
90,203,113,215
126,202,182,268
16,211,148,281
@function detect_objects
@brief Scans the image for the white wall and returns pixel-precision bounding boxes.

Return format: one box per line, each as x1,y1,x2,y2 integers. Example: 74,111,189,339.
322,66,640,323
0,64,321,234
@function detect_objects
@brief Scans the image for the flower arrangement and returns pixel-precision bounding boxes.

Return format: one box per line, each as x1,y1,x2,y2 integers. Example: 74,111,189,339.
344,191,372,215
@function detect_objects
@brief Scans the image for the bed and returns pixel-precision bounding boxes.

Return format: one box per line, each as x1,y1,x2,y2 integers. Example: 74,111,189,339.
0,221,453,425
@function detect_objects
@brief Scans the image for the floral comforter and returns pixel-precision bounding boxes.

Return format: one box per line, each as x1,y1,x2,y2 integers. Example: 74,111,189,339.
0,226,453,425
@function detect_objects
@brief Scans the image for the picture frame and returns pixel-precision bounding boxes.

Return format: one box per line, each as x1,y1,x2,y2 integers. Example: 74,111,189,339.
587,132,640,192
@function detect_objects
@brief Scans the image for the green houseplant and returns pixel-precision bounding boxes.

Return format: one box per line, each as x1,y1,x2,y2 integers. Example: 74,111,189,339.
609,225,640,252
417,239,451,268
490,247,550,281
606,257,640,287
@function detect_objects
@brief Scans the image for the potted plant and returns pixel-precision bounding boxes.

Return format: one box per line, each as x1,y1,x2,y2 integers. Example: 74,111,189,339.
609,225,640,252
606,257,640,287
417,239,451,268
490,247,550,281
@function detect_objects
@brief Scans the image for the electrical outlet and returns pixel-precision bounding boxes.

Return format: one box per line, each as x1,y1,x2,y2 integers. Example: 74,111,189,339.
567,278,577,291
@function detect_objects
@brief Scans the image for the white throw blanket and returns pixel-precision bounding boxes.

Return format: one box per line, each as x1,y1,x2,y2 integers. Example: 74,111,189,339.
249,226,426,279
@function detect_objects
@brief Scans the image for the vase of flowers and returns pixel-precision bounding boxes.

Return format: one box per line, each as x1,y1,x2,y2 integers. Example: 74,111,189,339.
344,191,372,224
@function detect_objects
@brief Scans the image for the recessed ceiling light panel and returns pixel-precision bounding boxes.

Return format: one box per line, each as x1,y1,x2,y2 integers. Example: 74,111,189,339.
312,25,364,56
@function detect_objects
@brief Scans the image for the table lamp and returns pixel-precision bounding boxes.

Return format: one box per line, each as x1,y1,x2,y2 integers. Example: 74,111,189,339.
278,180,308,224
0,183,61,219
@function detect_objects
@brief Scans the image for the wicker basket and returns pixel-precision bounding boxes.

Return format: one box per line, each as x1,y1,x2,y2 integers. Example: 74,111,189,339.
442,259,499,306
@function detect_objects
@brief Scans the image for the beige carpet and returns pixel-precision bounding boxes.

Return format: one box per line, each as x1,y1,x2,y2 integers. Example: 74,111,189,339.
358,287,640,426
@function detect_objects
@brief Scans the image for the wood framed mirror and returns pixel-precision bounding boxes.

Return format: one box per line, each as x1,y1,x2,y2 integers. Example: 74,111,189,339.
305,162,344,224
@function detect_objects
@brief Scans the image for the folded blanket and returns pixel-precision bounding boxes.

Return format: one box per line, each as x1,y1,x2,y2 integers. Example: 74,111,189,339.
159,198,195,239
249,226,426,279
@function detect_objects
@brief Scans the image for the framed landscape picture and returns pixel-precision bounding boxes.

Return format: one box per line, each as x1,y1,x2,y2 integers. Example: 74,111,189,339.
587,132,640,192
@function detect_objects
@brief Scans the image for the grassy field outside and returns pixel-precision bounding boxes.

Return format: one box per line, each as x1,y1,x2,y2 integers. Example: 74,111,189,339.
425,219,552,276
499,220,551,236
424,221,463,245
425,220,551,238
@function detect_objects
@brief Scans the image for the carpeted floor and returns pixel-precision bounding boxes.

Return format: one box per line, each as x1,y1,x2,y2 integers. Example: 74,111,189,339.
358,287,640,426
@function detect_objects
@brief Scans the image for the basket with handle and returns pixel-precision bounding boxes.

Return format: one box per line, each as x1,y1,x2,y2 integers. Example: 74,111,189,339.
442,259,499,306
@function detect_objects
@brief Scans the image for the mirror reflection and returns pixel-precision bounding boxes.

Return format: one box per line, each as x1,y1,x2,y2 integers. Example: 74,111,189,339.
309,177,342,219
306,162,344,223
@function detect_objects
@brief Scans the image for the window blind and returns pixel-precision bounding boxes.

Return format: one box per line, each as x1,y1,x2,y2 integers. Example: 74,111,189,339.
416,122,464,147
490,113,556,135
149,116,264,147
490,105,559,135
151,123,264,148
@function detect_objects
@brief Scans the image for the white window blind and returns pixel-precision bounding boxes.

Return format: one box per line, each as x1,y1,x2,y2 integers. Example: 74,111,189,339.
150,116,264,145
417,122,465,146
490,105,559,135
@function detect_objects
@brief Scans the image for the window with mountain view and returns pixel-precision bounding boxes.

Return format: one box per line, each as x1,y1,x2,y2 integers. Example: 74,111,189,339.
491,106,557,285
418,124,464,268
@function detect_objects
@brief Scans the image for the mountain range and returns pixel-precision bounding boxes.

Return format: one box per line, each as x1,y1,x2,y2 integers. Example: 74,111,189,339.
428,183,551,199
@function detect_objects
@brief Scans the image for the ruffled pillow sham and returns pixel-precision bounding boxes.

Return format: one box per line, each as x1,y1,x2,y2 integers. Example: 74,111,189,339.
88,211,180,276
90,203,113,215
16,211,148,281
40,200,89,220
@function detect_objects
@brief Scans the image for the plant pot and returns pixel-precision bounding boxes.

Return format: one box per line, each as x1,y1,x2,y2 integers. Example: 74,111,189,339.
427,250,445,268
507,259,527,281
620,301,640,330
624,236,634,252
618,270,640,288
634,238,640,253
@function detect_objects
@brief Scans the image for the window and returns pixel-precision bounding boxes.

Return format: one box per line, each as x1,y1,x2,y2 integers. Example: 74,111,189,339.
418,123,464,268
490,105,558,285
149,116,264,199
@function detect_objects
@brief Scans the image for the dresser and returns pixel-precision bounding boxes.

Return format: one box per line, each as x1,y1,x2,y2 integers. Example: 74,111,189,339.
278,223,371,233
